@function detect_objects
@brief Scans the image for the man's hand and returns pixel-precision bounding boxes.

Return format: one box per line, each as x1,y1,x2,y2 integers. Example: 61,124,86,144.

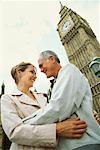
56,118,87,139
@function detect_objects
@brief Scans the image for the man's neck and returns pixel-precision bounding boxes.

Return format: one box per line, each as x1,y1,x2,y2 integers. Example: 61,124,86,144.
53,64,62,78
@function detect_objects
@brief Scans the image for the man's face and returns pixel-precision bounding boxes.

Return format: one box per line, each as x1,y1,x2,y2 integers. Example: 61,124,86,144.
38,56,55,78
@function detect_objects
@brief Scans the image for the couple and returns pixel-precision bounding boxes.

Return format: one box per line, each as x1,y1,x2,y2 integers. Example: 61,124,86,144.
1,50,100,150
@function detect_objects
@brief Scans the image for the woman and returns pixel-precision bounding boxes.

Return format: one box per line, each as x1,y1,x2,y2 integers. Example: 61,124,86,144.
1,62,86,150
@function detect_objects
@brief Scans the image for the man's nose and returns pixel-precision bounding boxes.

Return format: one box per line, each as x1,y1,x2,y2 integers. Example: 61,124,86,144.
40,67,44,73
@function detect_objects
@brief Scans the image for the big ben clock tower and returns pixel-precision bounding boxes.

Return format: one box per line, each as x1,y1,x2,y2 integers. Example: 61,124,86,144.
57,3,100,115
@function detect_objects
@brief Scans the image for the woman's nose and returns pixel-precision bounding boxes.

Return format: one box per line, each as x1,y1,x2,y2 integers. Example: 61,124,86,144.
33,76,37,81
34,73,37,78
34,76,37,80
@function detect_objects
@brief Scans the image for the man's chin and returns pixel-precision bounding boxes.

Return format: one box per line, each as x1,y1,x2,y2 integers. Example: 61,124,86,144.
46,76,50,78
46,74,52,78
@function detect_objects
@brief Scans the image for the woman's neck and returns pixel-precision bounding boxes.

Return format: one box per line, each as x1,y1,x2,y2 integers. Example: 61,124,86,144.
17,83,29,94
17,83,36,101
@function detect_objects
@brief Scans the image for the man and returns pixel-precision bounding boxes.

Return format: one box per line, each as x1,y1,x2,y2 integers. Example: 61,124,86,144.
24,50,100,149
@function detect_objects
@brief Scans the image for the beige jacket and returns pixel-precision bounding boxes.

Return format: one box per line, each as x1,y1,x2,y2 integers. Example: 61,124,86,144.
1,89,56,150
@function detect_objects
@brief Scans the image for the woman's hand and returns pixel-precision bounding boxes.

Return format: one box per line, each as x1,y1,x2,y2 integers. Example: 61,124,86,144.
56,118,87,139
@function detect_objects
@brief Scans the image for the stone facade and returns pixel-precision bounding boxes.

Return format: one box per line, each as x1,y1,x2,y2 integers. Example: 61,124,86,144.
57,4,100,116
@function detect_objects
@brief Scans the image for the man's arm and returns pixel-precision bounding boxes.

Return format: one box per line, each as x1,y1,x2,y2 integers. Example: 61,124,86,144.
56,118,87,138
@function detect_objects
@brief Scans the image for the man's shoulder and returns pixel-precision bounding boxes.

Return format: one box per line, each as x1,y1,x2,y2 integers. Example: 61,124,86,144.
60,63,84,78
64,63,76,68
64,63,82,72
62,63,76,72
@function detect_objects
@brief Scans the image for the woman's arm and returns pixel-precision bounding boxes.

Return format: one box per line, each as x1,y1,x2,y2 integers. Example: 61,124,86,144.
1,94,57,147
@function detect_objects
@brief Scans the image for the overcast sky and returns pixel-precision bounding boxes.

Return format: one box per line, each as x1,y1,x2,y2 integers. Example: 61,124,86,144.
0,0,100,93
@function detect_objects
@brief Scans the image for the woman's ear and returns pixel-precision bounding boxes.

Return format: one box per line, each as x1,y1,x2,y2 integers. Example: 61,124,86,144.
16,69,22,78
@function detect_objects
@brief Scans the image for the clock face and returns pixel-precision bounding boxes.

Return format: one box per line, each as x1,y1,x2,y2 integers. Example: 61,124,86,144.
62,21,71,32
61,16,74,33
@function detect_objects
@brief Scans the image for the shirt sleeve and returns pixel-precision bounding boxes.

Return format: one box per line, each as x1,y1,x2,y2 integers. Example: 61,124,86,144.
1,94,57,147
23,64,88,125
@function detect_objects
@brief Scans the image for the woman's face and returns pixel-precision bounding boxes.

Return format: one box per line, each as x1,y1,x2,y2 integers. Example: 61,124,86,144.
19,65,37,88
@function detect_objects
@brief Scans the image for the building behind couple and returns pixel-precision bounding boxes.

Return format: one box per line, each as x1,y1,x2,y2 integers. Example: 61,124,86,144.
0,2,100,150
57,3,100,117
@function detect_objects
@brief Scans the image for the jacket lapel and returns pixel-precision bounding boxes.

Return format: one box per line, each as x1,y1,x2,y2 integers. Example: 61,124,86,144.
33,92,47,108
18,94,41,108
11,88,41,108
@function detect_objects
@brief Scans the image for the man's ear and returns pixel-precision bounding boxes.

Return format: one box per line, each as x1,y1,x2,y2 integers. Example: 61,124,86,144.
49,56,55,63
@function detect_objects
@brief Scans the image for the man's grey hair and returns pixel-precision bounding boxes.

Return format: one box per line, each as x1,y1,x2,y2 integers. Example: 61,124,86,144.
40,50,60,64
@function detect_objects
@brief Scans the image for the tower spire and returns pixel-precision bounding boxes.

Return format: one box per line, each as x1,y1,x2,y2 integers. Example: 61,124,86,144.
59,0,63,9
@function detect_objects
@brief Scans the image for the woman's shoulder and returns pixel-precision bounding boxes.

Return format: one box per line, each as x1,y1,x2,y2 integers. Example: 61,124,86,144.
1,93,14,104
1,94,9,100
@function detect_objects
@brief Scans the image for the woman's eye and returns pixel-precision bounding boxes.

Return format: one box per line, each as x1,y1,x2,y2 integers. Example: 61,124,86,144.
30,71,36,75
30,71,33,73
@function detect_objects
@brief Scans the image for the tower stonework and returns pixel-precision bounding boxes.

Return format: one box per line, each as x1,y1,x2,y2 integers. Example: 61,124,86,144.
57,5,100,115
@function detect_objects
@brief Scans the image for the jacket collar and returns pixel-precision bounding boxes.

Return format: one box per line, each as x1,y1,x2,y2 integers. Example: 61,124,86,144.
11,87,46,108
11,88,23,96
